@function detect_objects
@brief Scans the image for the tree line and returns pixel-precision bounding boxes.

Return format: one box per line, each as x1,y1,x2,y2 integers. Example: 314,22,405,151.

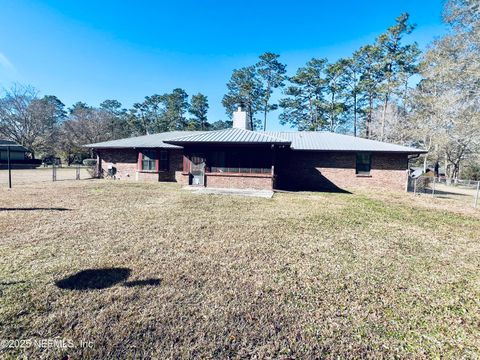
0,0,478,178
408,0,480,180
222,13,419,137
0,86,230,164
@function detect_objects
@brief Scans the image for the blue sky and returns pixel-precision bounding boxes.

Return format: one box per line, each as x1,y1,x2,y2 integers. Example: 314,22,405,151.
0,0,446,130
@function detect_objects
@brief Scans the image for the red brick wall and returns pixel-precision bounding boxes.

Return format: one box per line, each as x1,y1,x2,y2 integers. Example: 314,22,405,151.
175,171,189,186
276,151,409,192
205,173,272,190
97,149,137,180
97,148,409,192
97,148,183,182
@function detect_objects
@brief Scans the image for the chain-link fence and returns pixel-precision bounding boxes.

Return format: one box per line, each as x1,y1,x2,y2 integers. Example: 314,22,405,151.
0,166,96,188
407,176,480,209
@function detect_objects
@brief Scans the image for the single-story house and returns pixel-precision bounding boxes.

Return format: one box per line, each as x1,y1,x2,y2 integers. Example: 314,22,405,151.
85,107,426,192
0,140,41,169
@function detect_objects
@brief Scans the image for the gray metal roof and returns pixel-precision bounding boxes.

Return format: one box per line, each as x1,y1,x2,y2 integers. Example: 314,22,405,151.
83,131,204,149
84,129,426,154
165,128,291,145
263,131,426,153
0,140,29,152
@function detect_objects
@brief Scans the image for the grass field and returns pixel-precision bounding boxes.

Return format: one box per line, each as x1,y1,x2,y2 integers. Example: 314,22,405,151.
0,179,479,358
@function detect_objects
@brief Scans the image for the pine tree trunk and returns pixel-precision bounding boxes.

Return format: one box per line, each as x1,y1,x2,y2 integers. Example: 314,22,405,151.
263,106,267,131
353,94,357,137
366,96,373,139
249,105,254,130
330,92,335,132
308,98,315,130
380,94,389,141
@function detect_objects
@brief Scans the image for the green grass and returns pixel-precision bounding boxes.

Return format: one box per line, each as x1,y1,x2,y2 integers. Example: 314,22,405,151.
0,180,479,358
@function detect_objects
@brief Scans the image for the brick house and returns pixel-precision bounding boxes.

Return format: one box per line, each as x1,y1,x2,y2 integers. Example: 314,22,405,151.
85,108,426,192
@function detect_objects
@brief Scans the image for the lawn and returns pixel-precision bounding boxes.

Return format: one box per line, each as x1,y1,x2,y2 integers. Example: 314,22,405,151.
0,180,479,358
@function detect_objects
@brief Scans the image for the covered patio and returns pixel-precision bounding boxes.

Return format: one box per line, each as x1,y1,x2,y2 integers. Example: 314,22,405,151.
165,128,290,190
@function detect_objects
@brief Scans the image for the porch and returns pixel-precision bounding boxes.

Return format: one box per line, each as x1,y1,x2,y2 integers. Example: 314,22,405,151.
180,145,276,190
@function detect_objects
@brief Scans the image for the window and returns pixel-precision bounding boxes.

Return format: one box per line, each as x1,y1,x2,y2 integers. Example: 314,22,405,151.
141,150,157,171
356,153,371,176
140,150,169,172
159,150,169,171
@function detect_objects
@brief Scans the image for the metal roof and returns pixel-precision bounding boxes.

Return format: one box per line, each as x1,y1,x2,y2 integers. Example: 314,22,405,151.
84,129,426,154
83,131,204,149
165,128,291,145
263,131,426,153
0,140,29,152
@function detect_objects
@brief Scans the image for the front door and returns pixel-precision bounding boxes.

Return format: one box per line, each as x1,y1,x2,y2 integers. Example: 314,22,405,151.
190,153,205,186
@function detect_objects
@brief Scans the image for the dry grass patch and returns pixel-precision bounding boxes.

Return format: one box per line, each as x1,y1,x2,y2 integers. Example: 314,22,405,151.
0,180,479,359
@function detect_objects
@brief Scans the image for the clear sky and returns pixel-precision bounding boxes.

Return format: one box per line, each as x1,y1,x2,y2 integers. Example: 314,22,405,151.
0,0,446,130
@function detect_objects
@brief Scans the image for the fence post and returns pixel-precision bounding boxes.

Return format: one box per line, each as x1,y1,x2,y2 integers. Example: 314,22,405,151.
76,166,80,180
405,170,409,192
52,163,57,182
7,145,12,189
474,181,480,209
414,177,417,196
432,177,436,197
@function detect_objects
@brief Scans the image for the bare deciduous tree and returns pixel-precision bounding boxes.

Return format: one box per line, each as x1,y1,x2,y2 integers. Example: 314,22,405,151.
410,0,480,180
0,84,64,158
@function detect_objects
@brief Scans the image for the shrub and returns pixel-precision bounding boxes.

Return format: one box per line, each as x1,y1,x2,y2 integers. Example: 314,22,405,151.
462,164,480,181
82,158,98,178
83,158,97,167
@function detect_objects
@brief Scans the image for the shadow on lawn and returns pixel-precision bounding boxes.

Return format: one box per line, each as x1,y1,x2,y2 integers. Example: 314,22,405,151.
0,207,71,212
55,268,160,290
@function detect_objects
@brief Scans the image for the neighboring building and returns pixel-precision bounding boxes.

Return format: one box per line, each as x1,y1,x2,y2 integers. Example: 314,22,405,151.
0,140,41,169
85,107,426,192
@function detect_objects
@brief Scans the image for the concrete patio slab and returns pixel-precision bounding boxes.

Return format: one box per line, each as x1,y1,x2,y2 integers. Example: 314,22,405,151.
183,186,274,198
